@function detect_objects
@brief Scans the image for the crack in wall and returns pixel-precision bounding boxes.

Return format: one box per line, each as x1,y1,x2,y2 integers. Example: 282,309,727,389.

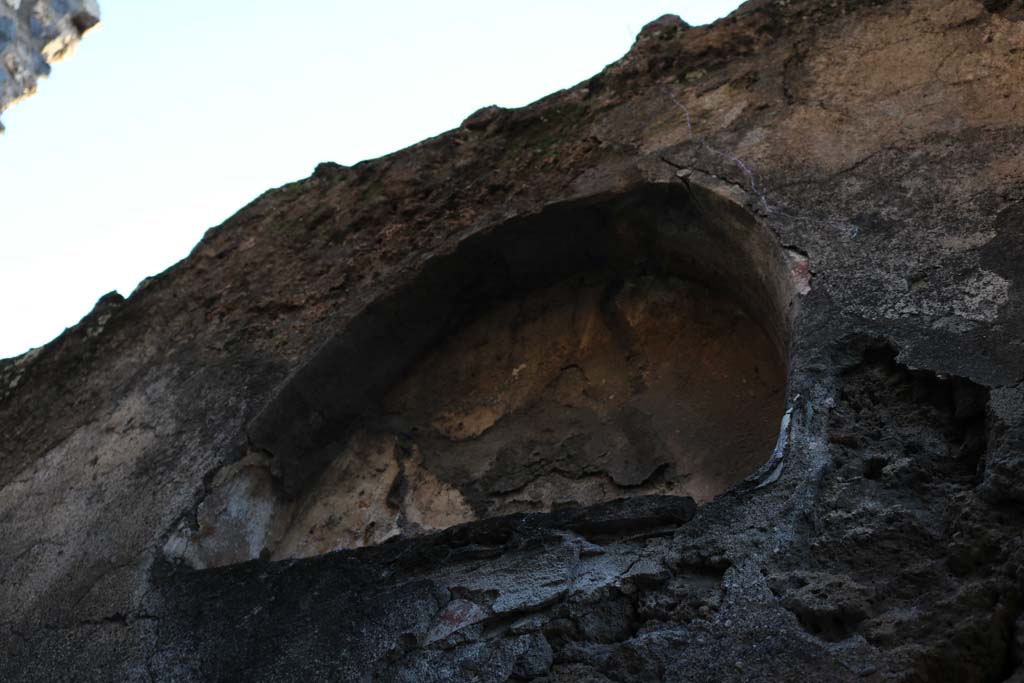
661,86,774,214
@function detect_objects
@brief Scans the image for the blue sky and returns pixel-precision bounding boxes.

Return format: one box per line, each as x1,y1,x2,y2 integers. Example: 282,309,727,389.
0,1,743,359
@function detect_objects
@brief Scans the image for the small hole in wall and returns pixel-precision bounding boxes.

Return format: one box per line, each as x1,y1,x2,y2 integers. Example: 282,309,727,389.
164,183,800,569
863,456,886,480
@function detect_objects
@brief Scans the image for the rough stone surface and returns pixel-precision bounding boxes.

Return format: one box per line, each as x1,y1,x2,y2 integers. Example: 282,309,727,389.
0,0,99,132
3,0,1024,680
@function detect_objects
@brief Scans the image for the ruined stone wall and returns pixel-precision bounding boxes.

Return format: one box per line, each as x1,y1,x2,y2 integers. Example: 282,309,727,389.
0,0,99,131
2,0,1024,681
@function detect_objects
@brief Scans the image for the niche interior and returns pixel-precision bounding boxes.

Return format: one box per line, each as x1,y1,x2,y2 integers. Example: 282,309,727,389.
164,181,798,567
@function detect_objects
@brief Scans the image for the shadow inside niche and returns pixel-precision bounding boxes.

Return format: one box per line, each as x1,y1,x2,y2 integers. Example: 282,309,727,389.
163,181,798,568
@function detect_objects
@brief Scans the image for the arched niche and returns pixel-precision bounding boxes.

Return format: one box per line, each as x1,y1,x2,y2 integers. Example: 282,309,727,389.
166,180,800,566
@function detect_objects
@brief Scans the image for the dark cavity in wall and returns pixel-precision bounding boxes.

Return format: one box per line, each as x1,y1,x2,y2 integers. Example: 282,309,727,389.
771,341,1024,682
165,181,799,567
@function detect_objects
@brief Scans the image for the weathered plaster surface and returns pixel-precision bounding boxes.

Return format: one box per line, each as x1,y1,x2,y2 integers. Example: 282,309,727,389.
2,0,1024,680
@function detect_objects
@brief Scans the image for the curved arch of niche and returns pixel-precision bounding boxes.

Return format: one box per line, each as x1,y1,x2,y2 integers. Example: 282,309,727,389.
163,180,800,568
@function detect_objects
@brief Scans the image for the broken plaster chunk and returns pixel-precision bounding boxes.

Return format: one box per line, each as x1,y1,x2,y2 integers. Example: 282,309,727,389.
163,452,289,569
425,599,490,644
786,249,812,295
441,541,580,616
